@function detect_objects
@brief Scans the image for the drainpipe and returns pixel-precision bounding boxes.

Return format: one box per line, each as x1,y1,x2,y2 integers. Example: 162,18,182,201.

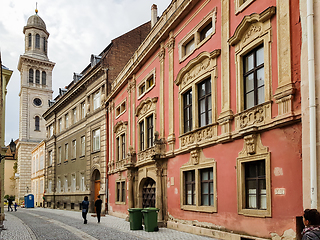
307,0,317,209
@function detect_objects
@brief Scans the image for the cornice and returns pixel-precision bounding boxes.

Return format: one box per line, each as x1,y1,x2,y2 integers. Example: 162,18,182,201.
18,55,55,71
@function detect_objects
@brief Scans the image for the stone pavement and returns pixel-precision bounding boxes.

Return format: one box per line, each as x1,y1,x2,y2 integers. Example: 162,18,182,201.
1,207,218,240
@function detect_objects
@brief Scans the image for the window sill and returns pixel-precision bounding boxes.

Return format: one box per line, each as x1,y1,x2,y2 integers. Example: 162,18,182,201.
181,205,217,213
238,208,271,218
80,155,85,158
57,163,61,166
91,150,100,154
48,165,52,168
64,160,68,164
71,158,76,162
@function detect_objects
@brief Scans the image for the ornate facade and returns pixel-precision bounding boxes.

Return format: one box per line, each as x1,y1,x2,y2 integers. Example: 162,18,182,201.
106,0,302,239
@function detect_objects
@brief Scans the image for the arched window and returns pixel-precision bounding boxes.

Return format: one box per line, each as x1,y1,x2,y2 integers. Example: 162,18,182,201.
43,37,46,52
29,69,34,83
28,33,32,47
35,34,40,48
35,116,40,131
42,71,46,85
36,70,40,84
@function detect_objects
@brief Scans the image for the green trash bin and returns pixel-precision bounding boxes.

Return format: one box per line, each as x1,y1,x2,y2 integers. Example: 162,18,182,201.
128,208,143,230
142,208,159,232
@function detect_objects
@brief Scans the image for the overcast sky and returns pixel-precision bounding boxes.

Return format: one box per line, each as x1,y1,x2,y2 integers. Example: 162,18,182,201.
0,0,172,145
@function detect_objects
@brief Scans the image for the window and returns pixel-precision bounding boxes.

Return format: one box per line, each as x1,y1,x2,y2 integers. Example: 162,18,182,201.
81,136,85,156
35,34,40,48
36,70,40,84
39,155,44,169
93,90,101,110
80,173,85,191
58,146,61,164
139,121,144,151
200,168,214,206
198,78,212,127
92,129,100,152
139,83,145,96
48,180,52,193
35,116,40,131
81,102,86,119
115,101,126,118
40,179,44,194
235,0,255,14
29,69,34,83
48,151,52,166
243,46,264,110
49,124,53,137
137,69,156,98
178,8,216,61
147,115,153,148
43,37,46,52
65,144,69,161
58,118,62,133
42,71,46,85
180,151,217,212
200,22,213,42
116,181,126,203
184,38,195,56
116,137,120,161
28,33,32,47
185,170,195,205
237,134,271,217
65,114,69,128
71,174,76,192
72,140,76,159
73,108,77,124
57,178,61,193
64,177,68,192
183,90,192,133
121,134,126,159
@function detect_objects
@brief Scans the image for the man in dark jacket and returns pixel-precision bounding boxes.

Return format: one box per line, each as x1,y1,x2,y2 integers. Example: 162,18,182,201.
94,195,102,223
82,196,89,224
302,209,320,240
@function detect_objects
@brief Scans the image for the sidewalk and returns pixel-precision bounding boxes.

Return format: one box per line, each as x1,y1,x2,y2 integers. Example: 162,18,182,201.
1,207,217,240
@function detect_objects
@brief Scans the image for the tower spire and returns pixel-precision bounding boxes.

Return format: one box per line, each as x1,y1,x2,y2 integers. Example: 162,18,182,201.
35,2,38,14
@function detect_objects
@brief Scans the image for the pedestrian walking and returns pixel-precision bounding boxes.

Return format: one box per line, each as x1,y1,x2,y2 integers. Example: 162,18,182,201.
94,195,102,223
81,196,89,224
14,202,18,211
7,198,13,212
302,209,320,239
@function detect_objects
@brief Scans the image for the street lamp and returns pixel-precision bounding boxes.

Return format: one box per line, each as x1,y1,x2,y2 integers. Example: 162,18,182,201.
0,139,16,162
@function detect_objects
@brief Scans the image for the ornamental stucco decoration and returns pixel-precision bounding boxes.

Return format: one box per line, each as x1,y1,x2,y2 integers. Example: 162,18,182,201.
238,133,269,158
135,97,158,118
114,121,128,134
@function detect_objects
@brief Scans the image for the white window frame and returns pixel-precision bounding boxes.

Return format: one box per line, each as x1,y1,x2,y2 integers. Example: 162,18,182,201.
235,0,255,15
48,151,52,166
81,136,85,156
65,113,69,128
73,107,77,124
137,68,156,99
115,99,127,119
58,146,61,164
92,129,100,152
72,140,76,159
93,90,101,110
81,101,86,119
65,144,69,161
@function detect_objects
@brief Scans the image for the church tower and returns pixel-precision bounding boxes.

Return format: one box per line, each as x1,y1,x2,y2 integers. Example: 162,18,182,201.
16,9,55,200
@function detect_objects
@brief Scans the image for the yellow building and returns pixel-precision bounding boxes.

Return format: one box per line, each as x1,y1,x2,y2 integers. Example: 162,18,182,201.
0,58,13,228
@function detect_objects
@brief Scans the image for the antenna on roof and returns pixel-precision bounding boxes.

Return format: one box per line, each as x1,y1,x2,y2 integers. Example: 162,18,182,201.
35,2,38,14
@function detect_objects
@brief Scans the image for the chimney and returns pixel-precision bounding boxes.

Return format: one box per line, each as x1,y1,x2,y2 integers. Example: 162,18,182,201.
151,4,158,28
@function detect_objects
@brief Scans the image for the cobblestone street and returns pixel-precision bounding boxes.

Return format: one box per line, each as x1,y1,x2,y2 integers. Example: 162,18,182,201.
1,208,218,240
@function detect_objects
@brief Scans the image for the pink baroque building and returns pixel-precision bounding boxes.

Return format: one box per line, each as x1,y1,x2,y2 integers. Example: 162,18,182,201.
106,0,302,239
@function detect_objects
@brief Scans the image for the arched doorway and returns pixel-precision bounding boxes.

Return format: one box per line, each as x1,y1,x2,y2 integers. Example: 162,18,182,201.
142,177,156,208
92,170,100,209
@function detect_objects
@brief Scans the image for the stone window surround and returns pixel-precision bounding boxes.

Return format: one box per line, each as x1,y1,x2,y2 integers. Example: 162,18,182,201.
71,139,77,160
115,98,127,119
180,148,217,213
235,0,256,15
114,121,128,163
178,7,217,63
136,97,158,153
137,68,156,100
236,133,271,217
175,50,219,150
92,128,101,153
115,179,126,205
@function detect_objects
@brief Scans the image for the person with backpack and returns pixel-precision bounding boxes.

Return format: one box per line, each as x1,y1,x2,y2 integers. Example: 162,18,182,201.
81,196,89,224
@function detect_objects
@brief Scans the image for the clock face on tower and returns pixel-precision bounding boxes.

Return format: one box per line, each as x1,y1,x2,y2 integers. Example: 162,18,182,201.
33,98,42,106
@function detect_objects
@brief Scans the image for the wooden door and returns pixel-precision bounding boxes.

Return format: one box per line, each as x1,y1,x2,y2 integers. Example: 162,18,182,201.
94,180,100,212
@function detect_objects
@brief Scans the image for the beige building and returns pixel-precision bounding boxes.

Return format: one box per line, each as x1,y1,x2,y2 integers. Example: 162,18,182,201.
16,10,55,201
43,22,151,212
4,140,18,198
301,0,320,209
31,141,45,207
0,62,13,228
